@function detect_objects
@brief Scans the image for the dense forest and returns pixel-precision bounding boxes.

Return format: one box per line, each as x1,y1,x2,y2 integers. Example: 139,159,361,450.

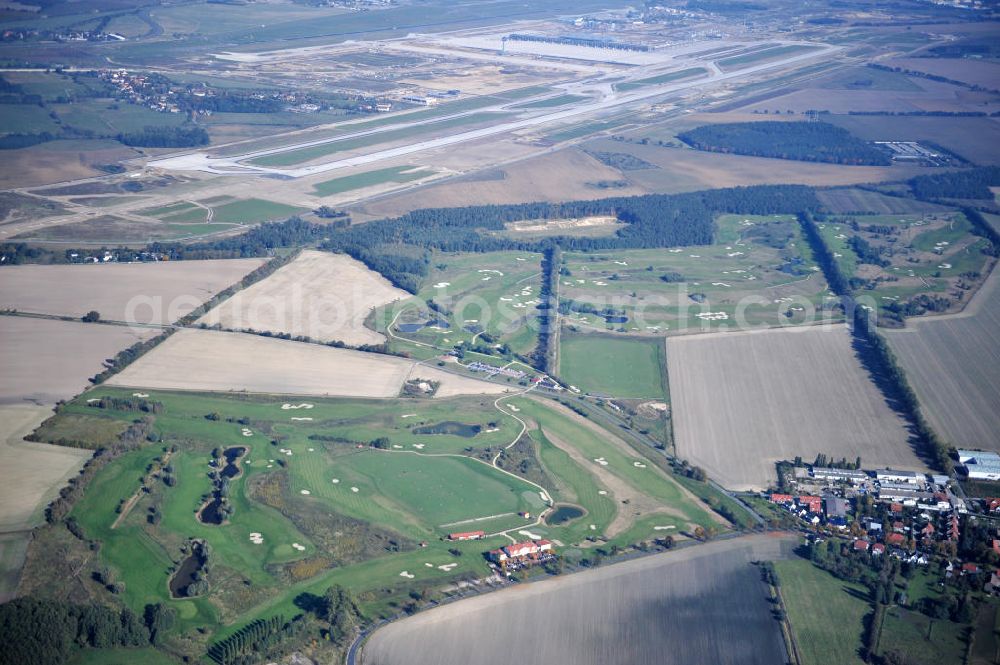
117,125,209,148
322,185,819,292
908,166,1000,200
0,597,172,665
677,121,892,166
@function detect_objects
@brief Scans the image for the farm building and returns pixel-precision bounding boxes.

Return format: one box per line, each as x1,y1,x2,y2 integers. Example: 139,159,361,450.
875,469,922,484
769,493,794,505
958,450,1000,481
878,487,934,504
448,531,485,541
811,467,868,485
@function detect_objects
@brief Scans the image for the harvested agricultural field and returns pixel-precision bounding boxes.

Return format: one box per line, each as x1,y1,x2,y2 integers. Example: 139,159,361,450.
0,316,149,590
884,269,1000,451
886,57,1000,91
106,328,508,398
0,258,265,325
362,534,794,665
667,324,922,490
578,138,924,193
198,251,408,345
0,316,157,405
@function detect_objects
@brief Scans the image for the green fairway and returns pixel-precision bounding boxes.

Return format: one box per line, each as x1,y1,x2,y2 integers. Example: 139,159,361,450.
775,558,869,665
313,165,432,197
32,384,724,652
558,215,834,334
377,249,544,358
558,333,666,399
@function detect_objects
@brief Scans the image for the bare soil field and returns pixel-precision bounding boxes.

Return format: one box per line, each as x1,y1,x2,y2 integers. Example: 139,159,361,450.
198,251,407,345
0,140,139,189
886,58,1000,91
0,316,148,594
580,139,926,193
884,269,1000,452
363,534,794,665
0,316,157,405
827,115,1000,166
817,188,952,215
667,324,923,490
354,148,646,219
734,83,999,115
106,328,509,398
0,258,265,325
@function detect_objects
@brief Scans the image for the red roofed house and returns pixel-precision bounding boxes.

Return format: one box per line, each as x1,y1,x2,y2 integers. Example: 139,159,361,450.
871,543,885,555
770,493,794,505
799,495,823,513
921,523,936,537
993,540,1000,555
892,521,905,533
987,498,1000,513
448,530,485,541
890,502,903,514
963,563,980,575
854,540,870,552
886,532,905,547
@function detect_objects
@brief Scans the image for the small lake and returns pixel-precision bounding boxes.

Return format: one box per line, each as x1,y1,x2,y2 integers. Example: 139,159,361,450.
169,543,207,598
547,504,585,525
198,498,224,525
411,421,482,438
605,315,629,324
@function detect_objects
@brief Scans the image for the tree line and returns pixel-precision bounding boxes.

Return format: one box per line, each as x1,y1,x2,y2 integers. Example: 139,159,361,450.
797,212,952,472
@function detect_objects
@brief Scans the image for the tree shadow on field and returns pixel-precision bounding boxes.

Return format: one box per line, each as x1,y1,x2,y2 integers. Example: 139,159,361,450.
849,327,932,467
294,592,324,614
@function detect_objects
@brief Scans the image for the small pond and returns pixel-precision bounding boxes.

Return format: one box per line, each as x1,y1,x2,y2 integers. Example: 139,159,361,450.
198,498,224,525
397,323,425,333
605,315,629,324
219,446,247,480
546,504,585,525
169,543,207,598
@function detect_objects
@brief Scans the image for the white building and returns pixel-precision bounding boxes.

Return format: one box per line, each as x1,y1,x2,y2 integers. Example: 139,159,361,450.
875,469,922,485
958,450,1000,481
